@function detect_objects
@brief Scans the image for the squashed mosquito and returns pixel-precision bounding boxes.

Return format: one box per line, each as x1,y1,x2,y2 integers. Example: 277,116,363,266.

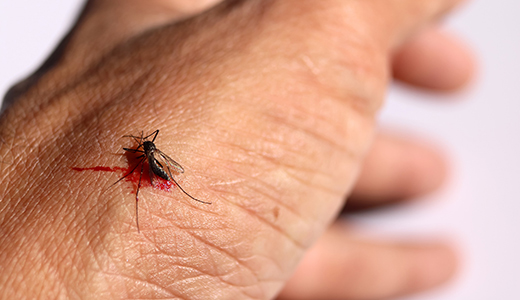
112,129,211,232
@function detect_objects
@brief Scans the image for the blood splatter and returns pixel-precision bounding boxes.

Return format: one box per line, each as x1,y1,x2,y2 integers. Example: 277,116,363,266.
72,129,209,232
71,164,173,192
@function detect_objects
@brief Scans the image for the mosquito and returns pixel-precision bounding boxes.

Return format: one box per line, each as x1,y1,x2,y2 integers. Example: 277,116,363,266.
112,129,211,232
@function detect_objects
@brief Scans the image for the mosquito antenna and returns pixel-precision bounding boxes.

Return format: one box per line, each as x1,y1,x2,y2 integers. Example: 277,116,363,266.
122,134,144,146
170,177,212,204
123,148,144,153
107,156,145,190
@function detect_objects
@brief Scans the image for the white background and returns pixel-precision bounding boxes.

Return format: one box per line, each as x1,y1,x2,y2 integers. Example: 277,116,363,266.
1,1,519,299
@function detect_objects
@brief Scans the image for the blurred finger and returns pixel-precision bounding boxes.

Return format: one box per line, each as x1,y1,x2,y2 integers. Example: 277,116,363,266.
393,27,475,91
277,224,457,300
346,132,447,210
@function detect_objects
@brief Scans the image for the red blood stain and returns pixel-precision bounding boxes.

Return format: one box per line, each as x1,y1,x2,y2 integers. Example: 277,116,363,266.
71,163,173,192
71,166,124,172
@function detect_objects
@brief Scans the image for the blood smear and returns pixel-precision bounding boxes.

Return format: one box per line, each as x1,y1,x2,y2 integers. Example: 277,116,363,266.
71,164,173,191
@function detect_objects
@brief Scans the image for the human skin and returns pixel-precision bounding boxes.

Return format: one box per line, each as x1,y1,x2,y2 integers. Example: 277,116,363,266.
0,0,474,299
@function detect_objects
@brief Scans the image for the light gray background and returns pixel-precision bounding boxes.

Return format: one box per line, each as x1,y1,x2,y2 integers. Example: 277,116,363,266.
1,1,518,299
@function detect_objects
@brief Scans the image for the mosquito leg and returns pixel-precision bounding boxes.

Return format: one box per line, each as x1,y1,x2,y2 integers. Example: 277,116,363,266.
171,177,212,204
123,148,144,153
149,164,156,188
122,134,144,146
147,129,159,143
122,134,140,141
122,134,140,139
108,156,145,189
151,130,159,142
136,162,144,233
134,134,143,146
138,131,144,145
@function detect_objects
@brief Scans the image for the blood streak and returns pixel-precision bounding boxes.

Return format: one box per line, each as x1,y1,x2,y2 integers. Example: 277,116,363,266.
71,164,173,192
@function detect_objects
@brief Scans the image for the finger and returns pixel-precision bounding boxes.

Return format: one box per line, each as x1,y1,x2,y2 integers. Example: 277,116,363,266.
277,225,458,300
392,27,475,91
346,132,447,210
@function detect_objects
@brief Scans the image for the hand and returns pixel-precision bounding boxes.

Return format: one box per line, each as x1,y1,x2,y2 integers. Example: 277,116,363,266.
0,0,473,299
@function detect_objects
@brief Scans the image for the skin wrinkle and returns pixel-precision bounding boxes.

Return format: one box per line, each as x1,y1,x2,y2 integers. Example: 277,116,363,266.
155,271,219,298
126,249,258,299
60,246,85,299
146,130,335,252
19,166,64,217
207,185,308,250
262,107,359,161
15,165,110,298
138,248,217,278
117,17,252,93
155,193,222,221
204,164,311,238
28,46,160,140
230,122,359,202
111,205,267,296
239,253,285,281
1,127,38,170
34,201,85,298
139,207,218,237
94,251,127,298
219,114,346,179
174,232,277,295
1,168,49,232
7,77,88,141
24,239,63,298
105,272,179,299
326,31,387,111
73,69,156,123
82,194,120,245
264,167,339,208
167,274,249,300
261,2,386,114
212,123,317,162
153,259,260,297
69,235,98,298
282,168,344,197
156,224,259,279
0,129,28,166
191,141,308,221
200,189,307,283
100,235,130,298
203,100,355,187
272,96,356,150
210,121,350,183
5,143,71,230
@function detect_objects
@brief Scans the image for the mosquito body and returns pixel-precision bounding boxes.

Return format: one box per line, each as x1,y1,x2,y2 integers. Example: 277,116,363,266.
112,129,211,232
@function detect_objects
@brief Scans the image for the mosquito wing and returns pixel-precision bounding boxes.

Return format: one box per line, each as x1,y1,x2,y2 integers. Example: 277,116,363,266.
155,150,185,180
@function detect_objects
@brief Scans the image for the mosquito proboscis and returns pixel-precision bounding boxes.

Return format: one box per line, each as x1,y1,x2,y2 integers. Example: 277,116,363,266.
111,129,211,232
